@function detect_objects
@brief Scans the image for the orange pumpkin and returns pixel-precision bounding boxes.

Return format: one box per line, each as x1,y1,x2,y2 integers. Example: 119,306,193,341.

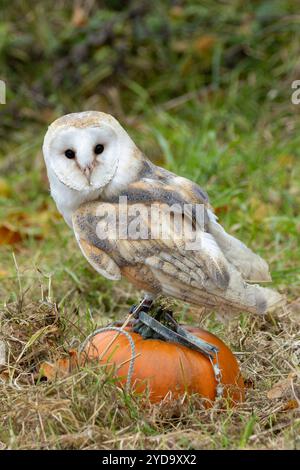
83,325,244,404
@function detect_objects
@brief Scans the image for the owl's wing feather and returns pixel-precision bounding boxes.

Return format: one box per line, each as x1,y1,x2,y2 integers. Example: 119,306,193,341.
72,200,230,289
160,174,272,283
206,210,271,282
115,170,271,283
73,223,121,281
72,201,282,314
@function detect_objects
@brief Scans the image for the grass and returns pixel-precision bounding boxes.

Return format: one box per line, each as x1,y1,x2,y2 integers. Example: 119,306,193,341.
0,0,300,450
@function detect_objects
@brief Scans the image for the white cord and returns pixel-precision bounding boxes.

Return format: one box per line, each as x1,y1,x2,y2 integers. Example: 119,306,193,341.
79,326,136,393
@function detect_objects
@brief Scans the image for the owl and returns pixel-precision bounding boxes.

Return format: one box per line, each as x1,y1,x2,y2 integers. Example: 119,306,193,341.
43,111,282,317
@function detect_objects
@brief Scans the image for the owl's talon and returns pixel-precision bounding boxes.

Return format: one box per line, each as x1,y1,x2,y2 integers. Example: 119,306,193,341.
130,297,154,318
129,304,137,314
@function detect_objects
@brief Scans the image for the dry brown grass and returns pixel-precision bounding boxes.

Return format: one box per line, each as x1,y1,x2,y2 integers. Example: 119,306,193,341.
0,288,299,450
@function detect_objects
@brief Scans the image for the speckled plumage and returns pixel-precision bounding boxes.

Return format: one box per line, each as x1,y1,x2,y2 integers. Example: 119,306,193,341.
43,111,283,315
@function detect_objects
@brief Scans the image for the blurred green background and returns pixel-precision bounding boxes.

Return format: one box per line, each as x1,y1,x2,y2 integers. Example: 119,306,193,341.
0,0,300,451
0,0,299,303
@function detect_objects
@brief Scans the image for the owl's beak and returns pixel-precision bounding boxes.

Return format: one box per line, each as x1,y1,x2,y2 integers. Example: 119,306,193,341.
82,162,95,184
83,166,91,178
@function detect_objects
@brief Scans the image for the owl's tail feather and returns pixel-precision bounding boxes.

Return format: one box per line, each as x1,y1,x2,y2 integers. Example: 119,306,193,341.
217,267,284,314
207,210,272,282
234,283,284,314
156,267,284,315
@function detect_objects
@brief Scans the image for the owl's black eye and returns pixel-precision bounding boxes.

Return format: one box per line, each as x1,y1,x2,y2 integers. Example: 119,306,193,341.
64,149,75,159
94,144,104,155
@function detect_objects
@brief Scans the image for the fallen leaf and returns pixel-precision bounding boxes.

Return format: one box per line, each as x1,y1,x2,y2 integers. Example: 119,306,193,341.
169,6,184,18
72,6,88,27
267,373,297,400
39,349,79,380
0,178,11,197
215,205,229,215
0,206,61,245
278,154,295,167
193,35,216,55
0,224,23,245
281,399,299,411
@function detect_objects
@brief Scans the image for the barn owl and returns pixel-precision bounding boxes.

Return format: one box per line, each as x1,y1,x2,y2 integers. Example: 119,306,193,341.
43,111,282,316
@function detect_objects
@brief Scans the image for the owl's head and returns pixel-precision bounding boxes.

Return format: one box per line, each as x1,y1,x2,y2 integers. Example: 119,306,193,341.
43,111,135,192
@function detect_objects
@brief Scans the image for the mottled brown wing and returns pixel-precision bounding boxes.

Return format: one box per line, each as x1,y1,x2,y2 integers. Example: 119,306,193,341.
72,200,230,291
72,201,282,314
162,171,271,282
75,236,121,281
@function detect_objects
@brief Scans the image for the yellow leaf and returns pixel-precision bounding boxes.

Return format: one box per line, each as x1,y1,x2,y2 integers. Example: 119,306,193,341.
278,154,295,167
0,178,11,198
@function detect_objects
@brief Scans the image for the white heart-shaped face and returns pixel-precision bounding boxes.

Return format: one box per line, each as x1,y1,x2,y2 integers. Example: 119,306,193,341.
44,123,120,192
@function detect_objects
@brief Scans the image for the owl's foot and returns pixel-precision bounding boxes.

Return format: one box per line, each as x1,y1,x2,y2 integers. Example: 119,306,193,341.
132,305,218,358
117,299,218,358
132,303,176,339
129,296,154,317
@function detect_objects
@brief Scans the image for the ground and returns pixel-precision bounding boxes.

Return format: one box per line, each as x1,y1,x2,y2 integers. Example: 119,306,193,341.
0,0,299,450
